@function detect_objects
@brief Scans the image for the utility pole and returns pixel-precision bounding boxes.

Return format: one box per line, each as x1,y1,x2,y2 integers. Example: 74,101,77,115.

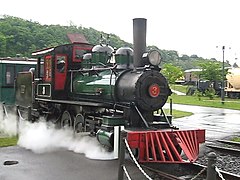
221,46,225,104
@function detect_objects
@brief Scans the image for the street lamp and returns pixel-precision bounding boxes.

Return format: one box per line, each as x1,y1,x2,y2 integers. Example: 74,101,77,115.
217,45,232,104
221,46,225,104
216,45,229,104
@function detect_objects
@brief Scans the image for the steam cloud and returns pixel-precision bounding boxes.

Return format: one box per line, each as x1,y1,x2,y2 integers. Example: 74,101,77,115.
0,105,17,136
0,105,114,160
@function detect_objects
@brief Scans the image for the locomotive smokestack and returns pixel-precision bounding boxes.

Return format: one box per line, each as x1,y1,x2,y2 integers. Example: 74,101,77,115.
133,18,147,67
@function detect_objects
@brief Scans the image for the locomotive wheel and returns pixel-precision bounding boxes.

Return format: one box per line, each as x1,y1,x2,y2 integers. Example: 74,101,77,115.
60,111,73,129
74,114,85,133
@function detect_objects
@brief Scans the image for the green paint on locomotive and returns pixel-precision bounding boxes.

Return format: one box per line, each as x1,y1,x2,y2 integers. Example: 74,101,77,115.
72,69,118,100
96,129,113,149
72,46,134,101
115,54,133,65
102,115,125,126
91,52,108,65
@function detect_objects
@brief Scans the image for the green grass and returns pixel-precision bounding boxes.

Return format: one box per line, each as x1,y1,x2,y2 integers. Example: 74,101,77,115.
158,108,193,119
164,109,193,119
170,84,191,94
169,84,240,110
0,137,18,147
231,137,240,142
168,94,240,110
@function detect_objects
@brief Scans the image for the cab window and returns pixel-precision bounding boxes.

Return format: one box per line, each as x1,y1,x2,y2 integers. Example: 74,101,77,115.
56,55,66,73
73,47,88,62
5,65,15,85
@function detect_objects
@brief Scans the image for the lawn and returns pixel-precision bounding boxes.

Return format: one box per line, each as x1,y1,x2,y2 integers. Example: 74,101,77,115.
0,137,18,147
170,84,192,94
168,94,240,110
163,109,193,119
231,137,240,142
170,84,240,110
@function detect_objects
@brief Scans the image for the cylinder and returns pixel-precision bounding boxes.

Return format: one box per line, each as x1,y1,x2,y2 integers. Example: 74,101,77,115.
133,18,147,67
96,129,114,150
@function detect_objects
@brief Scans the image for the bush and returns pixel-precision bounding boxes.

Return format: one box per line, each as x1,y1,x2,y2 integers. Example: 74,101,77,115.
205,87,216,100
194,90,202,101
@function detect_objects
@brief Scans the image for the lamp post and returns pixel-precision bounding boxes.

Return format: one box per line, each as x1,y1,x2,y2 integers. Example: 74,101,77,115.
221,46,225,104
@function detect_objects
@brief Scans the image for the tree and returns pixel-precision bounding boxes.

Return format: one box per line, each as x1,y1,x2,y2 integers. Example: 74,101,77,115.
0,32,6,56
179,54,189,61
197,61,226,82
161,63,183,84
0,16,130,57
190,54,198,58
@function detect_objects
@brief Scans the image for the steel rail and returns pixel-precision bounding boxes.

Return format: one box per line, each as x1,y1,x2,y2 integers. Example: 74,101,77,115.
206,144,240,155
140,164,182,180
193,163,240,180
217,139,240,147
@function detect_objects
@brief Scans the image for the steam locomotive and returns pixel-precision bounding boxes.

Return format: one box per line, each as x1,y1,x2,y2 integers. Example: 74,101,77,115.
15,18,205,163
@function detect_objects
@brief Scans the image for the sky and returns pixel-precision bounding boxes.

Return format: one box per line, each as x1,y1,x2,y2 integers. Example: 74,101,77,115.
1,0,240,65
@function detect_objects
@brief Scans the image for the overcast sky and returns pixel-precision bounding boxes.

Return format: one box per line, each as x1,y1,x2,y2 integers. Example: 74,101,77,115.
1,0,240,65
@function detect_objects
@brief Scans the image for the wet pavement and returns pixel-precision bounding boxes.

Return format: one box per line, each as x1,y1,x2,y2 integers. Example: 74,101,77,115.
169,104,240,141
0,146,147,180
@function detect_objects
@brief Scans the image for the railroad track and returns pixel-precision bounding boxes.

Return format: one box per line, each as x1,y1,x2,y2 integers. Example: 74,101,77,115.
217,139,240,147
123,139,240,179
206,139,240,156
206,144,240,155
191,163,240,180
141,164,182,180
197,139,240,179
142,162,240,180
141,163,206,179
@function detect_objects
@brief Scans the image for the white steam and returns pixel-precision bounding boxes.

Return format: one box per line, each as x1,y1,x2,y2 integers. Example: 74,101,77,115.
0,105,114,160
0,105,17,136
18,120,114,160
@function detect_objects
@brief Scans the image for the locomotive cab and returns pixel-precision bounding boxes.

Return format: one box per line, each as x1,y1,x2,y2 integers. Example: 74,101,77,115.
31,42,93,100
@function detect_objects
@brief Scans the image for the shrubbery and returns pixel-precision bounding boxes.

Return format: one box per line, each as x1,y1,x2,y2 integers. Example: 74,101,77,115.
194,87,216,100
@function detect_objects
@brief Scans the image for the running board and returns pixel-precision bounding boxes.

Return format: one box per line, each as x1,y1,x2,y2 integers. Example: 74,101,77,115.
127,129,205,163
